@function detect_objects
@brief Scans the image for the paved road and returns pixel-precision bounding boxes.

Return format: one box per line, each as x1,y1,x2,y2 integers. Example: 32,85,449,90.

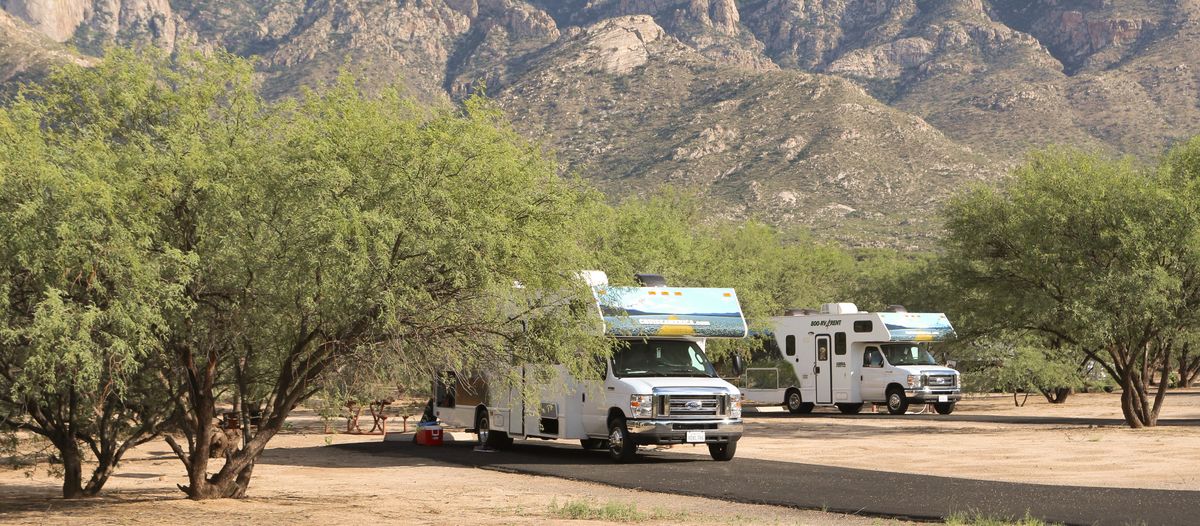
339,440,1199,526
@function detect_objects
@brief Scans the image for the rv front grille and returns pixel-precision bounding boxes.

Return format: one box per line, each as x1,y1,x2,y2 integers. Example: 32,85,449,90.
924,374,956,388
656,394,727,417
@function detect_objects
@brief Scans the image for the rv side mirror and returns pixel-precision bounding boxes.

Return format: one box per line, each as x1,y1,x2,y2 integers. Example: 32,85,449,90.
732,355,745,376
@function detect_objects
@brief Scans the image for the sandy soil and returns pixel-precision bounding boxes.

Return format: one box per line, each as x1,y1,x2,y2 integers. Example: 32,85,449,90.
725,389,1200,491
1,389,1195,524
0,432,901,525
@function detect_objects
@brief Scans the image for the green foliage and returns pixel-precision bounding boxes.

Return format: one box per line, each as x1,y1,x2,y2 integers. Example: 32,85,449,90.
2,47,611,498
936,147,1200,426
547,498,681,522
0,47,182,497
964,343,1083,396
586,189,855,358
945,511,1057,526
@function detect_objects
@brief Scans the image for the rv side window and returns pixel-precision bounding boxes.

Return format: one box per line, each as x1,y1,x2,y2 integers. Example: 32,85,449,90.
863,347,883,368
834,332,846,355
435,372,457,408
853,320,872,333
785,335,796,356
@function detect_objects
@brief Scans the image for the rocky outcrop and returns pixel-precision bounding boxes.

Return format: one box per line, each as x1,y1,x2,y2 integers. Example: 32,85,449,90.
0,0,90,41
558,15,667,75
989,0,1172,73
0,9,92,84
0,0,181,50
740,0,917,69
826,37,933,79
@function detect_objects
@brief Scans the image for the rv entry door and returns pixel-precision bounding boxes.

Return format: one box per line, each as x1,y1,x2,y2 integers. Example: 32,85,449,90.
815,335,832,404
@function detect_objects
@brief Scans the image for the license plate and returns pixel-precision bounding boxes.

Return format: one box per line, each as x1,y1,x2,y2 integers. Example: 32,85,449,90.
938,395,949,402
686,431,706,443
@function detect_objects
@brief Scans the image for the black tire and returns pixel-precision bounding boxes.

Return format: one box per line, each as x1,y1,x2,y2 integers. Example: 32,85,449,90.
580,438,608,450
708,440,737,461
607,417,637,462
836,403,864,415
886,388,909,415
934,402,956,415
477,411,511,449
785,389,814,414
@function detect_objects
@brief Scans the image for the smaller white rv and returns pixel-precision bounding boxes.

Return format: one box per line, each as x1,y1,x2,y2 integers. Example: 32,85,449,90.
743,303,961,415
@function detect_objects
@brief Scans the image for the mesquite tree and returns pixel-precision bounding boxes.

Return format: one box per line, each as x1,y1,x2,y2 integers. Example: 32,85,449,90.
4,49,606,499
940,148,1200,428
0,60,179,497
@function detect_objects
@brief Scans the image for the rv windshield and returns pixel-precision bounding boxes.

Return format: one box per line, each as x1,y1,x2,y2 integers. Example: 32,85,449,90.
881,343,938,366
611,340,717,378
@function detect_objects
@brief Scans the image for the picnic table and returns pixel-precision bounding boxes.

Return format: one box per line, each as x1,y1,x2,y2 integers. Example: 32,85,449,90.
345,398,394,434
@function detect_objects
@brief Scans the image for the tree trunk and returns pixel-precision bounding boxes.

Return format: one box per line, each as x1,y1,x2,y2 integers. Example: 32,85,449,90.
1179,347,1200,388
1040,387,1071,404
59,444,86,499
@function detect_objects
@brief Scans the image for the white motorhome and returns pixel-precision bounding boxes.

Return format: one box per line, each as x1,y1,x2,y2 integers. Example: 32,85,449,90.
742,303,961,415
434,272,748,462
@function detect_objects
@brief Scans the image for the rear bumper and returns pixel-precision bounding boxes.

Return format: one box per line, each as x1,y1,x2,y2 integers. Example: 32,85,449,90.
626,418,743,445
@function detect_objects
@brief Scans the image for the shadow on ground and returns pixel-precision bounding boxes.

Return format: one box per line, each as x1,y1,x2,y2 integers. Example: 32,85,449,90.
0,488,179,515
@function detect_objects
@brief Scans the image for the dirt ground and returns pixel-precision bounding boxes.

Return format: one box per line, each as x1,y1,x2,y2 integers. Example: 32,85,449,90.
0,429,902,526
1,389,1196,524
726,389,1200,491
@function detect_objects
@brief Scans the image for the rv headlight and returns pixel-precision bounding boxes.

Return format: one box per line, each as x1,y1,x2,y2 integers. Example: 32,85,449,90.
630,394,654,418
906,375,922,388
729,393,742,420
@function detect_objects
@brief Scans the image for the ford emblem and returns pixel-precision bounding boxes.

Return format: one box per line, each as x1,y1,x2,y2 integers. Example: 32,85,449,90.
685,400,703,410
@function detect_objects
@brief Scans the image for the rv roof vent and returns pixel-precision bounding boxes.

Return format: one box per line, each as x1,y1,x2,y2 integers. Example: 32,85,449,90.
884,304,907,313
635,273,667,287
819,303,859,315
579,270,609,287
784,308,818,316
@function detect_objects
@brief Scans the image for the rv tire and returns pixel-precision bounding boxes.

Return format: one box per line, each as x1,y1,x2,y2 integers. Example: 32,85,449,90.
836,403,864,414
934,402,956,415
607,417,637,463
886,388,909,415
708,440,737,461
477,412,512,449
785,389,814,414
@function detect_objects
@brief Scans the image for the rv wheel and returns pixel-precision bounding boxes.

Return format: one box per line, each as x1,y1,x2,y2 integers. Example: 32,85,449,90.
477,412,512,449
607,417,637,462
886,388,909,415
836,403,864,415
785,389,814,414
934,402,956,415
708,440,737,461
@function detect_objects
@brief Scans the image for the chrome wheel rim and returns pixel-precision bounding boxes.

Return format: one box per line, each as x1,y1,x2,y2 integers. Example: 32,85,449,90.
609,426,624,452
889,394,902,410
788,392,800,410
478,417,489,444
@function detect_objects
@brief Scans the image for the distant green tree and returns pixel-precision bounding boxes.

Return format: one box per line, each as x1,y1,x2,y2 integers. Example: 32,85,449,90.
587,190,855,358
939,148,1200,427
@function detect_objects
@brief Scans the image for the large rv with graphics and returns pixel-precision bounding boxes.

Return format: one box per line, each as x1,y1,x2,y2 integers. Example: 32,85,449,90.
741,303,961,415
433,271,748,462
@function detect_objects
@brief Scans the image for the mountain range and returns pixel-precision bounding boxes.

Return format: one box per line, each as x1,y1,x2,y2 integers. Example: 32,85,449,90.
3,0,1199,248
